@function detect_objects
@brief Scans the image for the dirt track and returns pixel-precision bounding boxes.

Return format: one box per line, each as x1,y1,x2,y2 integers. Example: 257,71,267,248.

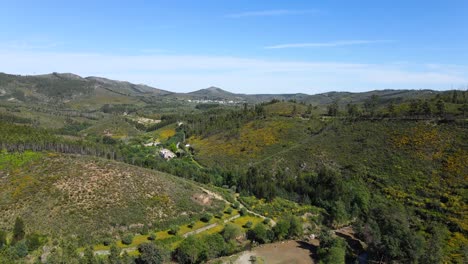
234,240,317,264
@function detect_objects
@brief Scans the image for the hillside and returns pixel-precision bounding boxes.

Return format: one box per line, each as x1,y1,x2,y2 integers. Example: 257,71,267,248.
0,72,171,110
183,100,468,263
0,152,224,242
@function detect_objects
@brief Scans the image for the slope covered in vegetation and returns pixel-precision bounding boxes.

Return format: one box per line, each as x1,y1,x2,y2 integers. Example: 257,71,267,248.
0,151,224,243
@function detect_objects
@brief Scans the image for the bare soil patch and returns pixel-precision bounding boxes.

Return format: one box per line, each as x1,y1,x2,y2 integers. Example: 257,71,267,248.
234,240,317,264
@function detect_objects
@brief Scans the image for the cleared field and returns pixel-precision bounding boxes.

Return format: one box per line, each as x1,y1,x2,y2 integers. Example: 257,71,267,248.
234,240,317,264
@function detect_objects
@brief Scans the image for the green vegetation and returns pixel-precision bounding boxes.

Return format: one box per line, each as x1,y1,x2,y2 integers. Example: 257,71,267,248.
0,152,224,244
0,73,466,263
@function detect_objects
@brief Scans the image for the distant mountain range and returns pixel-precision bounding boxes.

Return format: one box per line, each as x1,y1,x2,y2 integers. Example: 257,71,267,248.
0,72,442,107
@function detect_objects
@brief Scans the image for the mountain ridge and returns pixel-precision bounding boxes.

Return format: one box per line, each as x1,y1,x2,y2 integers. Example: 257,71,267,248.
0,72,447,106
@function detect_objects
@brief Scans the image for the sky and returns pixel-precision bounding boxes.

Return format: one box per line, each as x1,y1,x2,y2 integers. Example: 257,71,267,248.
0,0,467,94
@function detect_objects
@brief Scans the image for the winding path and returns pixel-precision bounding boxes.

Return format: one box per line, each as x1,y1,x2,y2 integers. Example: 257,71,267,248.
92,187,273,256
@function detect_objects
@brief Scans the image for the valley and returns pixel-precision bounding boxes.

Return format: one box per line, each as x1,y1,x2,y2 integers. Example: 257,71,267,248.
0,73,466,263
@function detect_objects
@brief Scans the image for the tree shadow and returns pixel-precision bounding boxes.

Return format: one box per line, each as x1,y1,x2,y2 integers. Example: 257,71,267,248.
296,240,318,262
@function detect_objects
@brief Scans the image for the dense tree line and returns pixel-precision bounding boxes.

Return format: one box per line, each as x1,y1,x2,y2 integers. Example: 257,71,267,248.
183,105,265,138
0,121,118,159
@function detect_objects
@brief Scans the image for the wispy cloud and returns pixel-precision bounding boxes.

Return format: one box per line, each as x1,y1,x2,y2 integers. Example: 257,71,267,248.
265,40,394,49
0,40,63,50
140,48,169,54
226,9,318,18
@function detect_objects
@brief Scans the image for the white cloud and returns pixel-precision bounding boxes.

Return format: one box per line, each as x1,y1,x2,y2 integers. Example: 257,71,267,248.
0,50,465,94
265,40,394,49
226,9,318,18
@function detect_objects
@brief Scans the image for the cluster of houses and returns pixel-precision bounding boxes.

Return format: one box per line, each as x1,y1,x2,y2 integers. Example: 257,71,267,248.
186,99,242,104
143,140,192,161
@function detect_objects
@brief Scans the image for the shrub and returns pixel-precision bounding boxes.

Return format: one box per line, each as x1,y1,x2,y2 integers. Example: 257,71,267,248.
140,225,149,235
222,223,242,241
232,201,240,209
102,237,113,246
263,218,271,225
148,233,157,241
215,212,224,219
243,221,253,229
121,234,134,245
200,213,213,223
239,208,248,216
188,221,196,228
225,207,233,214
168,225,180,235
15,241,28,258
25,233,45,251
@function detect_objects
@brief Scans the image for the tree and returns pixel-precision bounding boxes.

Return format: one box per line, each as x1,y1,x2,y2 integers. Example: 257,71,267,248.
387,101,396,117
248,223,271,244
239,207,248,216
436,99,445,116
287,215,303,238
346,103,359,117
13,217,25,243
108,243,121,264
364,95,379,116
273,219,290,240
0,230,6,248
137,243,163,264
82,246,97,264
452,90,459,103
319,237,346,264
327,101,339,116
203,233,226,259
291,105,298,116
420,224,449,264
222,223,242,241
459,103,468,116
408,100,421,116
305,104,313,116
330,200,348,225
175,236,207,264
421,101,432,116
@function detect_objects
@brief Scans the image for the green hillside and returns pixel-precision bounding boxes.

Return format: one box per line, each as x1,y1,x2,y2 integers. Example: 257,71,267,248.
0,73,467,263
0,152,224,243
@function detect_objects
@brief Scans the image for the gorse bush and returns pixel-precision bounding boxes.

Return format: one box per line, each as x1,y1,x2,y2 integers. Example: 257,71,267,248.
121,234,134,245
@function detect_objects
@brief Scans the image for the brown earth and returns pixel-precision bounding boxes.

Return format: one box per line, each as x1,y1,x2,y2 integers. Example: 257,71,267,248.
234,240,317,264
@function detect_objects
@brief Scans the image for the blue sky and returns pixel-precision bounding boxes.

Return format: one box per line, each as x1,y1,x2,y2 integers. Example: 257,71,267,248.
0,0,467,94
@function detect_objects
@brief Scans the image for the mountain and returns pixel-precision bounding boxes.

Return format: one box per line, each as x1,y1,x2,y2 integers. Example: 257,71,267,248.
0,72,172,110
0,72,445,108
